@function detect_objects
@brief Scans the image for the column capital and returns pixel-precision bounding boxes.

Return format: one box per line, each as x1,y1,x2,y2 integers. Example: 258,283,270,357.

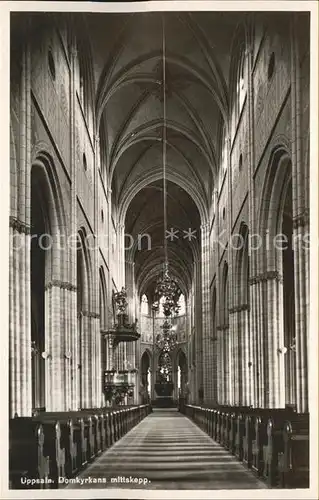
229,304,249,314
249,270,283,285
70,47,78,59
9,216,31,235
293,208,309,229
245,46,253,57
200,222,210,232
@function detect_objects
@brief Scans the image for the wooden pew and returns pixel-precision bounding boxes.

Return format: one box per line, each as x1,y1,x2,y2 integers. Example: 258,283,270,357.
60,419,77,478
113,411,120,441
223,410,231,450
9,405,151,489
229,411,237,455
92,414,102,456
33,413,87,474
11,416,66,488
243,414,255,468
251,415,266,476
107,412,115,445
36,411,101,473
235,412,245,460
278,414,309,488
207,409,214,438
216,409,223,443
237,408,293,472
73,417,88,470
211,409,218,441
250,410,284,476
99,413,107,451
40,420,66,486
9,419,50,489
262,414,288,487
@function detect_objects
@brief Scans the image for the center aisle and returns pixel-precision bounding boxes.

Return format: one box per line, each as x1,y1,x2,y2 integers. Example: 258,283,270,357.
66,408,265,490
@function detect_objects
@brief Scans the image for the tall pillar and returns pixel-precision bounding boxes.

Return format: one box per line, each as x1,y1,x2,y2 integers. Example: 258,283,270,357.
291,15,309,413
201,222,215,404
45,284,63,411
93,134,102,407
118,223,125,288
194,259,202,403
69,44,79,411
9,29,32,417
226,136,233,405
246,38,258,408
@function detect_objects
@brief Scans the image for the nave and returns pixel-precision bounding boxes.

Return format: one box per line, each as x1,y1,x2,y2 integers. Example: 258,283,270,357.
8,9,312,496
66,409,264,490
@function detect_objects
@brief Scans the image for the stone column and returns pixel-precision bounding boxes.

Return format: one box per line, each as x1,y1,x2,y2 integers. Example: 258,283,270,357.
93,134,102,407
118,223,125,288
201,222,214,404
246,40,258,408
45,283,64,411
9,32,32,417
124,259,134,385
291,15,309,413
211,190,222,405
194,258,202,403
241,305,251,405
229,307,239,405
69,45,79,411
226,136,233,405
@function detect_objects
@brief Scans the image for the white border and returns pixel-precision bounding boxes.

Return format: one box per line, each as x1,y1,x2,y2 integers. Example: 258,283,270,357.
0,2,317,499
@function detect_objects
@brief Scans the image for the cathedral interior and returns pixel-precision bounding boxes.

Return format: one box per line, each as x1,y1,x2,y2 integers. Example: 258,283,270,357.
9,9,311,492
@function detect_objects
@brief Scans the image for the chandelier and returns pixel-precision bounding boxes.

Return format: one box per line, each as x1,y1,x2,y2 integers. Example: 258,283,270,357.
155,319,178,352
155,262,178,298
153,17,179,318
157,350,173,383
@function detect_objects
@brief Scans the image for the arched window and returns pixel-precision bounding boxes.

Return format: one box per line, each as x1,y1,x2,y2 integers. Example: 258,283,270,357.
221,135,227,172
141,294,149,315
177,293,186,315
76,40,89,124
237,51,246,112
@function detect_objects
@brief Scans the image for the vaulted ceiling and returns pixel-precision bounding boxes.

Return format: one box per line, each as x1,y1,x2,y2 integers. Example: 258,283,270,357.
86,11,243,297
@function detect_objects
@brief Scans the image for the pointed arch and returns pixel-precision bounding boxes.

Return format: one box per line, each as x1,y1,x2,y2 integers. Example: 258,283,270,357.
10,122,18,218
141,294,149,316
30,151,68,412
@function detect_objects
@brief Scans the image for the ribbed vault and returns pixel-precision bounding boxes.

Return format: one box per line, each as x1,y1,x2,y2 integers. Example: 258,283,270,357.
89,11,242,298
125,180,200,298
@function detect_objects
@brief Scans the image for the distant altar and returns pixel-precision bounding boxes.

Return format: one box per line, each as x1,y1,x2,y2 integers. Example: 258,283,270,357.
153,380,175,407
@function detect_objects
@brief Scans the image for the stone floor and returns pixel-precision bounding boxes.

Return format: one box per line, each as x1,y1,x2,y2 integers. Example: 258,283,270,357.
65,408,266,490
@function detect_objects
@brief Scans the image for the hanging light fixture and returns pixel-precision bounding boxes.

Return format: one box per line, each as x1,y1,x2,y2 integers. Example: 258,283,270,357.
156,319,178,352
154,16,179,317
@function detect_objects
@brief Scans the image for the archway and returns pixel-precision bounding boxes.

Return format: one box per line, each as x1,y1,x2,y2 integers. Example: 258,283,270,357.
234,223,250,405
99,267,108,404
211,285,217,402
281,179,296,407
177,350,188,400
219,262,229,404
259,148,296,408
140,350,151,404
76,244,84,409
30,157,66,412
31,173,46,411
76,229,91,409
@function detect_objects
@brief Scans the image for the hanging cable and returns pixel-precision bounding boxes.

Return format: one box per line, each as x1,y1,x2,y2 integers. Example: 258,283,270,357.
162,14,168,267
